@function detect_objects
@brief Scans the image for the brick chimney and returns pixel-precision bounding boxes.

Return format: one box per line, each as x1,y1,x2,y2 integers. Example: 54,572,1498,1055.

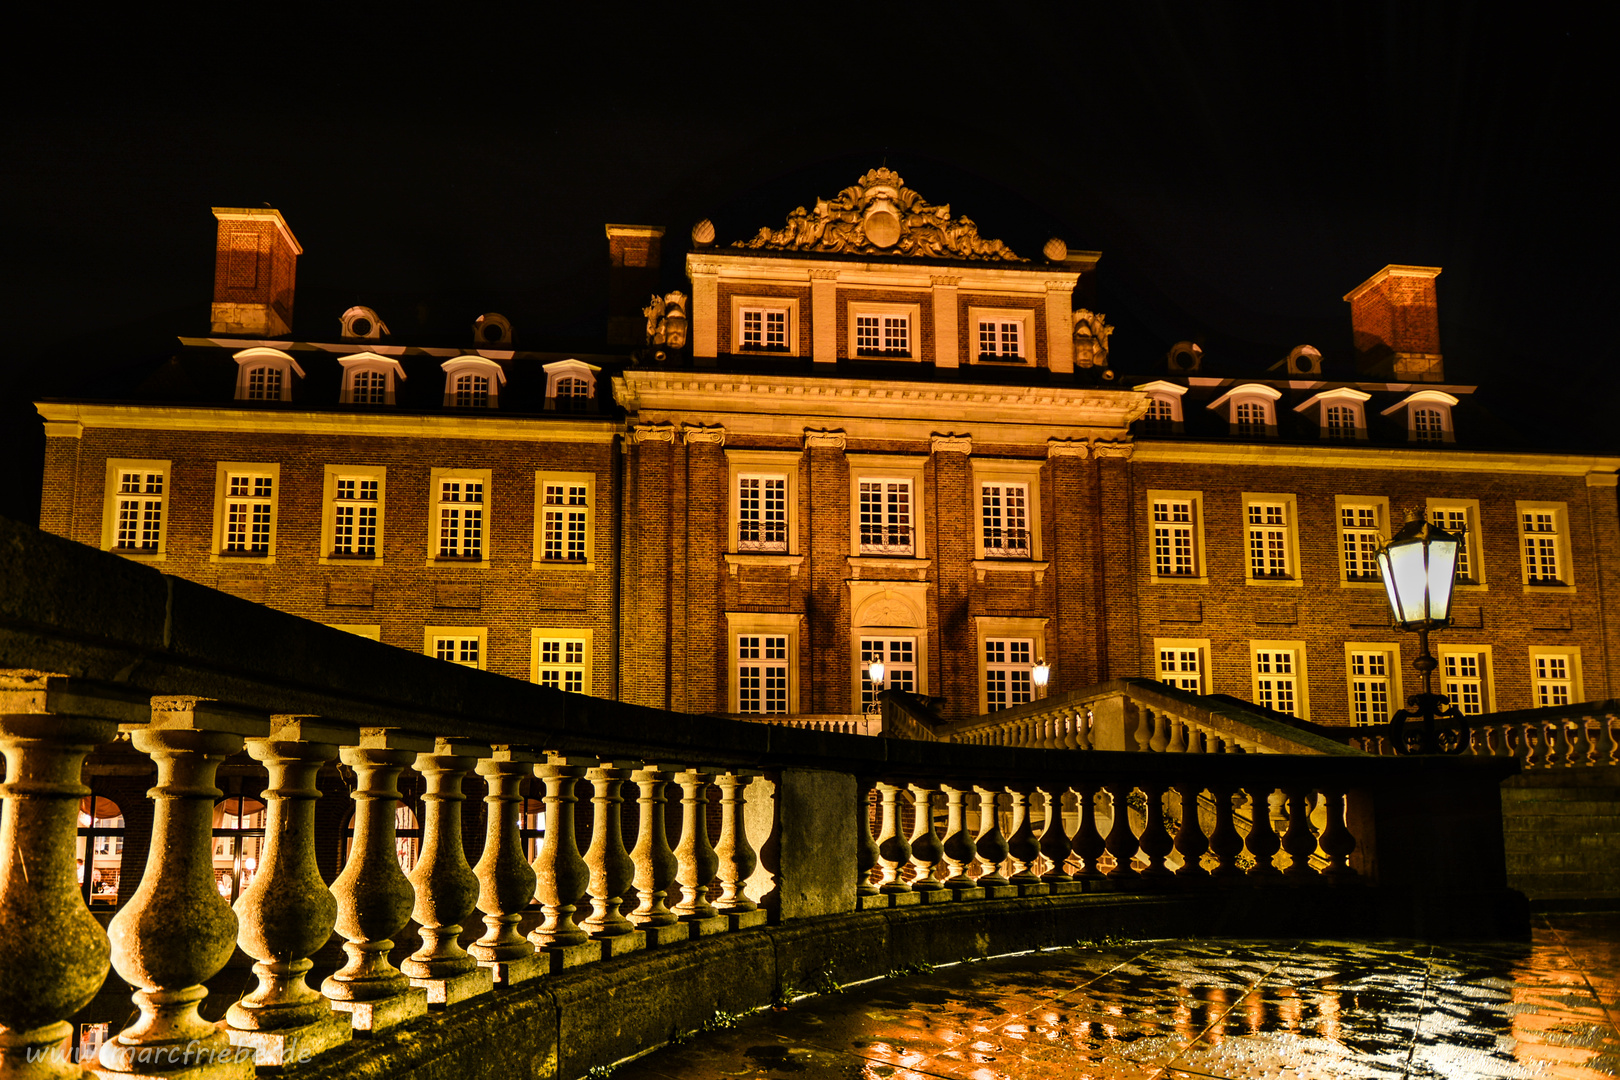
1343,265,1443,382
605,224,664,347
210,207,301,338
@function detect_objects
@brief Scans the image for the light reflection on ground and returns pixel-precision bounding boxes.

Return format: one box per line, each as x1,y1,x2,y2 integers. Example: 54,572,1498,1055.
616,912,1619,1080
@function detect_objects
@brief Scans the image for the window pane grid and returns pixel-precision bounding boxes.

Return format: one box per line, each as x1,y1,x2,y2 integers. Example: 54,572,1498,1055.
1534,655,1572,707
1522,512,1560,582
438,480,484,559
737,476,788,552
542,483,589,562
1349,651,1390,727
332,478,378,556
981,483,1030,558
738,634,789,714
858,480,913,555
1341,506,1380,580
985,638,1034,711
1247,503,1289,577
1254,649,1298,716
1443,653,1484,714
978,320,1021,358
224,474,273,553
1433,508,1472,580
246,366,282,400
351,369,387,404
435,637,480,668
114,471,164,550
860,637,917,708
1414,408,1443,441
1158,648,1201,692
1235,400,1268,435
537,639,587,693
454,374,490,408
1325,404,1356,438
855,313,909,356
1152,500,1196,576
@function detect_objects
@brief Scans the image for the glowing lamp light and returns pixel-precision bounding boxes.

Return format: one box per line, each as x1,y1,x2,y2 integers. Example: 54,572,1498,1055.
1032,660,1051,689
868,660,886,687
1376,514,1460,629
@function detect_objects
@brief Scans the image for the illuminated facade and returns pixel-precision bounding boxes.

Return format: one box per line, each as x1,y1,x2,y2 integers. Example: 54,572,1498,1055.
35,176,1620,726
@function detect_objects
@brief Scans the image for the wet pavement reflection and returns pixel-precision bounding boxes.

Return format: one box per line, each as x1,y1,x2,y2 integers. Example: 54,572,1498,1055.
614,912,1619,1080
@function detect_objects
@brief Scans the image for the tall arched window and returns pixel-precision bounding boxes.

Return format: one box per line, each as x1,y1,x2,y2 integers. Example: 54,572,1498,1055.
77,793,125,908
212,794,266,903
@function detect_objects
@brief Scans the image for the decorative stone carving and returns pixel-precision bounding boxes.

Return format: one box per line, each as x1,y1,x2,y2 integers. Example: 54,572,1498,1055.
930,434,972,455
642,291,689,352
1090,439,1134,460
734,168,1022,261
682,424,727,446
1046,438,1091,459
803,428,847,450
1043,238,1068,262
631,423,676,443
1072,309,1114,368
690,219,715,247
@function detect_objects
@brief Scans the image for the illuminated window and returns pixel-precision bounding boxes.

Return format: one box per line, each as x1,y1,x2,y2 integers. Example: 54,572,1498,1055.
352,370,387,404
1325,405,1356,438
1443,651,1487,715
860,637,916,711
332,477,379,557
1521,509,1563,584
738,475,788,552
1209,384,1280,437
1234,400,1269,436
537,638,587,692
245,366,282,400
232,346,302,402
542,358,599,408
1247,502,1291,578
858,479,914,555
741,307,789,351
1430,504,1478,582
441,357,504,407
113,468,165,552
432,634,482,669
1144,397,1176,432
212,794,266,904
342,804,420,872
848,303,919,359
977,319,1022,360
542,482,589,562
984,638,1034,711
1414,408,1444,442
1381,390,1457,443
454,374,489,407
738,634,789,714
76,793,124,909
1348,650,1392,727
1340,504,1381,581
221,472,274,555
1534,653,1573,708
1158,646,1203,693
981,483,1031,558
1253,648,1300,716
1152,499,1198,577
436,477,484,559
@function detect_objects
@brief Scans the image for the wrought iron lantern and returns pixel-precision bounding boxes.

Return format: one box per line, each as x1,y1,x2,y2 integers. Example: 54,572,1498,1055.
1375,511,1467,753
865,660,885,725
1032,659,1051,699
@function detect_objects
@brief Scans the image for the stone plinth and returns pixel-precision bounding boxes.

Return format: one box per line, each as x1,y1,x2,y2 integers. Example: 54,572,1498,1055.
330,987,428,1034
410,967,493,1007
227,1009,351,1067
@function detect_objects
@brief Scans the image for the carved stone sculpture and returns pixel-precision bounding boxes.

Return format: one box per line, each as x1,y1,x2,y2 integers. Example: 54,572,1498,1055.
735,168,1022,261
1072,309,1114,368
643,291,690,352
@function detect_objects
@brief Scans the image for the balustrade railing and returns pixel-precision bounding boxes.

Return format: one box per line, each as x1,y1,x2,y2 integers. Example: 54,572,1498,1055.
1348,702,1620,768
0,518,1524,1077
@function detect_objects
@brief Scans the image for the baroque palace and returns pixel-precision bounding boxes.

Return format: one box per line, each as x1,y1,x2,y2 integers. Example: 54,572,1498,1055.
34,169,1620,728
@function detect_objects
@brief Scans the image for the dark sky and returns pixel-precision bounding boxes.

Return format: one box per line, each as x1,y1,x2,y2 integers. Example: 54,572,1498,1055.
3,5,1609,521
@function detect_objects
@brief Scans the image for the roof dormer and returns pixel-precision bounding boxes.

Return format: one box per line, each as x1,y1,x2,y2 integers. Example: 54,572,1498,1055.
474,313,513,346
1133,380,1187,434
1294,387,1370,440
440,356,505,409
1270,344,1323,376
232,346,304,403
1207,383,1281,438
339,352,406,406
543,359,600,412
340,306,389,341
1382,389,1458,444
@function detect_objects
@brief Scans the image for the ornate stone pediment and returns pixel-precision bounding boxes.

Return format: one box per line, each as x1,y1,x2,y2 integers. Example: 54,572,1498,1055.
734,168,1023,262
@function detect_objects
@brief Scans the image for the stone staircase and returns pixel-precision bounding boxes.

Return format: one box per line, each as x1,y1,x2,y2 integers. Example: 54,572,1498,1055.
1501,767,1620,907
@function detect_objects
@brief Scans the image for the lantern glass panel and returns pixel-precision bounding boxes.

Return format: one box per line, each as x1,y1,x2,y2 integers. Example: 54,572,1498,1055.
1425,536,1458,621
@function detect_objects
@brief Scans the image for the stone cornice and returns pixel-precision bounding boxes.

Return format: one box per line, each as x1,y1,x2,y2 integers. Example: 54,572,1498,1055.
1132,440,1620,477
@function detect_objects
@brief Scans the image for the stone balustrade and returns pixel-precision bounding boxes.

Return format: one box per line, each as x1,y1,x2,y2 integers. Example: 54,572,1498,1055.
1348,703,1620,768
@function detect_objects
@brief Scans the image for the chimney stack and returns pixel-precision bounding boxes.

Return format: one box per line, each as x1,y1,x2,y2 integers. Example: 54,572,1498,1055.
605,224,665,347
1343,265,1443,382
210,207,301,338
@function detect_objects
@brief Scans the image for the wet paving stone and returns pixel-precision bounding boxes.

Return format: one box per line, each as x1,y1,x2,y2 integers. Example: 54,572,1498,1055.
613,912,1620,1080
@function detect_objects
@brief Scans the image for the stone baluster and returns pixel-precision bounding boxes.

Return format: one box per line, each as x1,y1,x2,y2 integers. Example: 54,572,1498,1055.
672,768,726,935
1036,783,1074,886
1207,784,1244,879
1571,719,1594,768
973,786,1011,890
938,783,979,895
1149,712,1170,753
95,700,265,1076
1004,782,1043,889
1103,782,1140,881
1317,788,1357,882
627,765,684,945
1187,724,1207,753
1165,717,1188,753
582,761,648,953
529,757,596,968
1280,788,1317,879
1061,712,1080,751
1521,723,1542,768
470,747,544,985
1172,781,1209,878
1552,721,1574,768
400,738,491,1006
0,677,143,1079
324,728,433,1033
1242,787,1282,878
1071,781,1107,883
1131,703,1153,752
1041,717,1058,750
1074,710,1093,751
854,778,880,900
226,717,357,1066
1597,717,1618,767
1137,781,1174,879
874,782,913,895
714,769,765,928
906,783,945,897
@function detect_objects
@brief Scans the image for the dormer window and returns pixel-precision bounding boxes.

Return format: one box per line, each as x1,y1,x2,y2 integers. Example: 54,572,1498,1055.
232,347,303,403
441,357,505,409
1381,390,1458,444
339,352,405,406
542,359,601,412
1293,387,1370,441
1134,381,1187,434
340,306,389,340
1208,383,1281,438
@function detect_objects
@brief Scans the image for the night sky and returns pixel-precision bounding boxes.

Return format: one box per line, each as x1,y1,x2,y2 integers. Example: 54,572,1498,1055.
4,5,1608,522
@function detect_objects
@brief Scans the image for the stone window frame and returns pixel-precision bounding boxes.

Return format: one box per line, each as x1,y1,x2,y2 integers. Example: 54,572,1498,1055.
726,611,801,715
1516,500,1574,593
426,467,493,568
847,454,928,560
101,457,171,562
1425,498,1487,589
967,305,1033,366
232,346,303,403
1208,383,1281,437
1293,387,1370,441
320,464,387,566
423,625,488,671
847,300,922,361
849,582,931,715
725,448,803,561
1241,492,1302,587
973,615,1048,715
1528,645,1582,709
440,356,506,409
210,461,281,565
1438,643,1495,715
532,470,596,570
1146,489,1208,585
1134,380,1187,433
1154,637,1211,694
1380,389,1457,444
970,457,1045,564
542,359,600,407
1333,495,1390,588
531,628,594,696
338,352,405,406
1343,642,1404,728
731,295,801,357
1248,638,1311,720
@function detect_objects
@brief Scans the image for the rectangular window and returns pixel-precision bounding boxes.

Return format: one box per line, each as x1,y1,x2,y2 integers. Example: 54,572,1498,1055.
1253,648,1300,716
741,307,788,351
333,477,379,557
1443,652,1486,715
984,638,1034,711
1340,505,1381,581
860,637,917,710
1531,650,1581,709
1153,500,1197,577
1430,504,1476,582
1247,503,1290,578
537,639,587,692
1158,647,1203,693
114,469,165,551
437,479,484,559
738,635,789,714
849,304,919,359
981,483,1031,558
223,473,274,554
246,366,283,401
737,475,788,552
977,319,1022,359
858,480,914,555
542,483,589,562
1348,651,1392,727
1522,511,1562,584
435,636,481,668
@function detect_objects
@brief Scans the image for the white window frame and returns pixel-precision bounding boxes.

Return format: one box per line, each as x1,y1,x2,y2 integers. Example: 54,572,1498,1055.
440,356,506,408
1344,643,1403,728
532,628,594,695
967,306,1034,365
321,465,386,564
1381,390,1458,444
1439,644,1494,715
1529,647,1582,709
1516,501,1572,591
1250,640,1310,719
542,359,600,406
425,626,487,671
1208,383,1281,437
533,471,595,569
1293,387,1369,441
847,455,927,560
971,459,1044,563
211,462,280,563
232,347,304,403
1242,492,1301,586
427,468,492,567
847,301,922,361
1426,499,1485,587
1147,489,1206,584
1134,381,1187,433
849,582,930,716
731,295,800,356
102,458,170,560
725,449,802,557
338,352,406,405
859,636,919,712
1155,638,1210,694
727,612,800,715
974,616,1047,715
1334,495,1389,587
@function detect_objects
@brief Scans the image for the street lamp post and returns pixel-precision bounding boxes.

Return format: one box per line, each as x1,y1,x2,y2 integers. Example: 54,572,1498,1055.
865,660,885,727
1375,510,1467,754
1031,659,1051,700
